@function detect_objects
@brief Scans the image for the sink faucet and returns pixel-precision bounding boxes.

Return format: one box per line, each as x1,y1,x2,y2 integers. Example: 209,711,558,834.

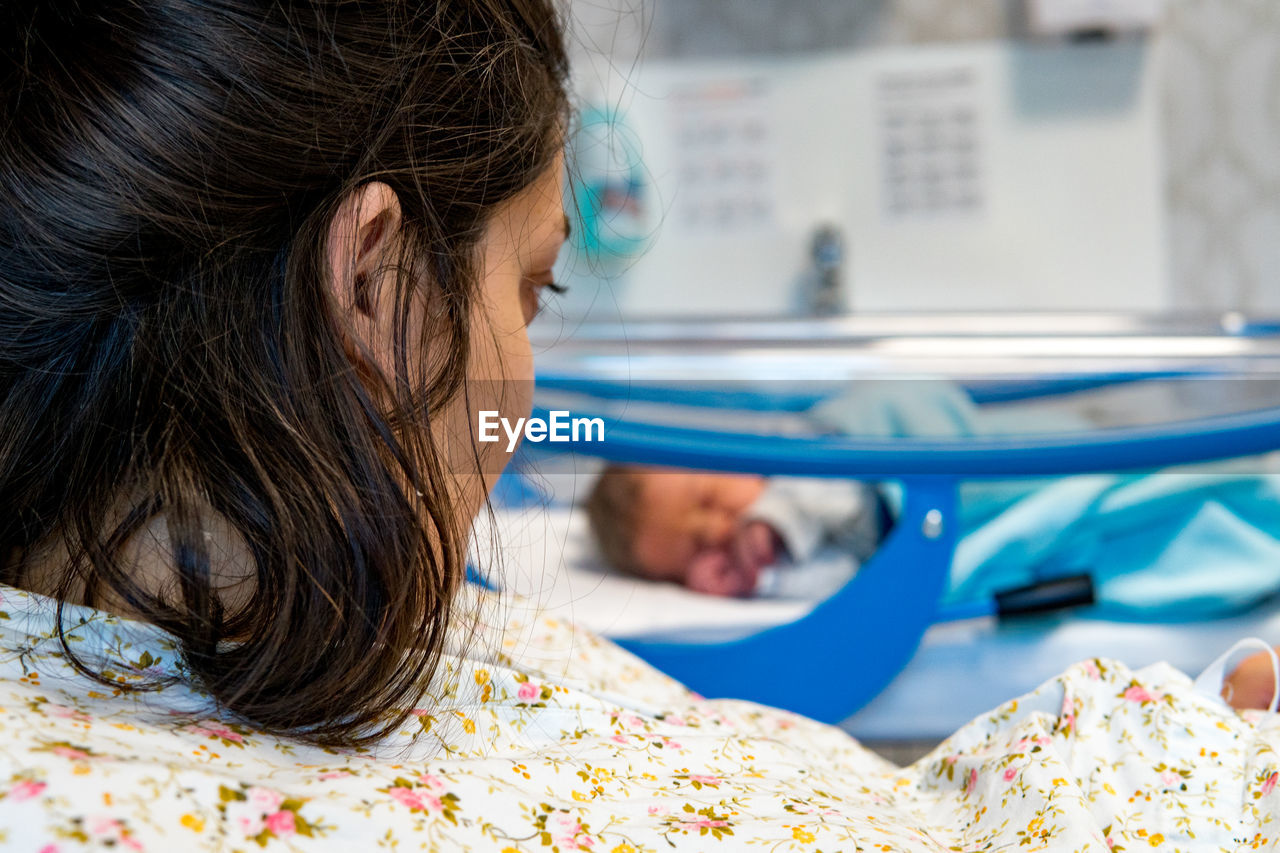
809,224,844,316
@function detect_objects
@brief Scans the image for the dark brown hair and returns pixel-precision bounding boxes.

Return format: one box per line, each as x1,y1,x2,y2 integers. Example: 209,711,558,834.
0,0,567,745
585,465,646,576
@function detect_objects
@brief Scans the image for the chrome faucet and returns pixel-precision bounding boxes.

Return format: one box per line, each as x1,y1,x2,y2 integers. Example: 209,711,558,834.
808,224,844,316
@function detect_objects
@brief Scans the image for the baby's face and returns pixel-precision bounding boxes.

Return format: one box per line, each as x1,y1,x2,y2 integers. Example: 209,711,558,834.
630,470,767,595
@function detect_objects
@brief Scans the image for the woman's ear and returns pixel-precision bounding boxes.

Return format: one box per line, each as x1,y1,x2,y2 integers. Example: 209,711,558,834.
326,182,403,376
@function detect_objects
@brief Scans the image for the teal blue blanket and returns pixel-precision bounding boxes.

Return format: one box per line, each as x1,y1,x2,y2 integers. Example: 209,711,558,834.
809,381,1280,620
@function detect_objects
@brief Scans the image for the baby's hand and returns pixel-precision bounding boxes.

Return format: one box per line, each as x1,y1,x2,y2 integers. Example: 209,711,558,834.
730,521,782,575
683,523,782,598
1223,648,1280,710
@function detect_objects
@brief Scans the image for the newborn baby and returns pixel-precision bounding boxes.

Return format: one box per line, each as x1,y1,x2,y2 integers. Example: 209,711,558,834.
584,464,885,597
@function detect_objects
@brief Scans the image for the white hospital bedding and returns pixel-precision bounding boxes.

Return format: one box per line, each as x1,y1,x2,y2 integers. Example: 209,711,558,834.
471,502,1280,740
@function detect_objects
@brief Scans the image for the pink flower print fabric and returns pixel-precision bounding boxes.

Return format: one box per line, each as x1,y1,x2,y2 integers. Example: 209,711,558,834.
0,583,1273,850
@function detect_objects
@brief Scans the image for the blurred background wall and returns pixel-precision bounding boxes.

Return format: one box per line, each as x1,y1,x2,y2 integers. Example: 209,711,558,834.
564,0,1280,314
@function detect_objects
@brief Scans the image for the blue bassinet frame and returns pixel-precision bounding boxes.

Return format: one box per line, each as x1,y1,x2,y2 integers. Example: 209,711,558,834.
512,387,1280,724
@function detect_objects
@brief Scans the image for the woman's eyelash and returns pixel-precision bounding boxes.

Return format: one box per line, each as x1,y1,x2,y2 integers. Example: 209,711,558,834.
543,281,567,296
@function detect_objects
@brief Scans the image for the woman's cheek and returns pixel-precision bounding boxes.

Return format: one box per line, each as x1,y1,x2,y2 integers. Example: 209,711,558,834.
461,291,534,490
474,280,534,407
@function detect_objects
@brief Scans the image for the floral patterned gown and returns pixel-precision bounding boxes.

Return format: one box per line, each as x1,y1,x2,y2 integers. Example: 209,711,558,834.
0,581,1275,851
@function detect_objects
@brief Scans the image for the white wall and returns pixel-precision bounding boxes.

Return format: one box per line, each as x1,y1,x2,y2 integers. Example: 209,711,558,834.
557,0,1280,317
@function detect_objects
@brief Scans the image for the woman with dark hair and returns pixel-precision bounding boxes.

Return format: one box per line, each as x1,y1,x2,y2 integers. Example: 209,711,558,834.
0,1,1277,850
0,0,570,745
